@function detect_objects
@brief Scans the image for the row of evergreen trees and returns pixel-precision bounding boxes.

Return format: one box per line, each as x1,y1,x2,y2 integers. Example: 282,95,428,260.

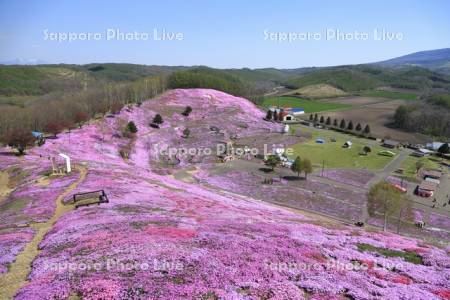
265,109,282,121
309,114,371,135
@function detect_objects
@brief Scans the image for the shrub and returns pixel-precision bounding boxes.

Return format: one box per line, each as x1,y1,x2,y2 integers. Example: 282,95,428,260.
126,121,138,134
45,122,64,137
301,158,313,180
74,111,89,128
291,156,302,177
362,146,371,155
182,106,193,116
182,128,190,138
265,155,280,171
153,114,163,124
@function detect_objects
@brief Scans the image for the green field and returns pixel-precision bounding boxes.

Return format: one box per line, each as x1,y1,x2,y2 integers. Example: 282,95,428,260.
289,126,395,170
283,67,381,92
359,90,418,100
262,96,352,113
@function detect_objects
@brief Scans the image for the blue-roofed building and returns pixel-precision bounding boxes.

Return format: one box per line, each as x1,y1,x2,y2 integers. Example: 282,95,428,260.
31,131,44,138
289,108,305,116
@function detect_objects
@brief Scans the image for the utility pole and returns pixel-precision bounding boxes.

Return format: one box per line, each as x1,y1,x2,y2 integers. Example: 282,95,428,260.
321,160,325,177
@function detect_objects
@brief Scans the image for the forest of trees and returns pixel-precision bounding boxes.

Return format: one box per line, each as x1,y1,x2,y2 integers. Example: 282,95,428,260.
167,67,266,105
0,76,166,139
0,66,271,149
393,93,450,138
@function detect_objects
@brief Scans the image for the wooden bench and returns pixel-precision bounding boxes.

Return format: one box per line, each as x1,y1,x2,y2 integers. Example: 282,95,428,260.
73,190,109,209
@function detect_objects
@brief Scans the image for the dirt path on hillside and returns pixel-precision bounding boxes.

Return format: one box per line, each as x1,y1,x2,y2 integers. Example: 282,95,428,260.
0,170,12,204
0,166,87,300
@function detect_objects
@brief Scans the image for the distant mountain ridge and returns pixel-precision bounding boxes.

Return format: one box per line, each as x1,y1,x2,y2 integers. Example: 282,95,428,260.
2,48,450,100
0,58,48,65
375,48,450,73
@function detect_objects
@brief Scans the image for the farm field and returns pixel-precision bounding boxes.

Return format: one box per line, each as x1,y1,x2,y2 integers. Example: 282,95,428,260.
315,99,432,144
319,96,392,106
289,126,395,170
359,90,419,100
262,96,352,113
282,83,348,99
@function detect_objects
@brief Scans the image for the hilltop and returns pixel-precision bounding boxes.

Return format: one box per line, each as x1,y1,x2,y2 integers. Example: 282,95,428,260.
0,89,449,299
282,65,450,92
375,48,450,74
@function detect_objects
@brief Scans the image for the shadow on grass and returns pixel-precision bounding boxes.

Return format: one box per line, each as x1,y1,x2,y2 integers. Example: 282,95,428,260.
283,175,304,181
0,151,17,157
259,167,274,173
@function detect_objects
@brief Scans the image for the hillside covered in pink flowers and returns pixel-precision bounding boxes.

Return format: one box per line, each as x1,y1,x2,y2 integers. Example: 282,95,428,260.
0,89,449,300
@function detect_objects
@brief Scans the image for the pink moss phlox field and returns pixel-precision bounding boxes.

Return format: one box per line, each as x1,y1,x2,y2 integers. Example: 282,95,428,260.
195,168,365,222
0,89,449,299
321,169,375,188
1,171,80,227
0,228,35,273
428,213,450,229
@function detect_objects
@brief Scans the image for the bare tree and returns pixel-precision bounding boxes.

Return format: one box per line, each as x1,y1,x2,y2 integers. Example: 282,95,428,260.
368,181,409,232
1,128,35,155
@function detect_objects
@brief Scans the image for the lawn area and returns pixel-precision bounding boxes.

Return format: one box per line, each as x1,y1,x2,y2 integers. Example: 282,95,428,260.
262,96,352,113
289,126,395,170
357,243,423,265
359,90,418,100
398,155,447,181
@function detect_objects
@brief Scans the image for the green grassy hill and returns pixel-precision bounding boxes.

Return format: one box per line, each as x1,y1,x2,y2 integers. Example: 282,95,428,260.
2,62,450,107
283,65,450,92
0,65,85,96
167,67,249,96
283,66,381,92
0,64,185,97
283,84,347,99
80,63,183,82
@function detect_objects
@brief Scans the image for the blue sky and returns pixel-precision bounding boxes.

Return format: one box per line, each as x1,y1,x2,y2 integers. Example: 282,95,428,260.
0,0,449,68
